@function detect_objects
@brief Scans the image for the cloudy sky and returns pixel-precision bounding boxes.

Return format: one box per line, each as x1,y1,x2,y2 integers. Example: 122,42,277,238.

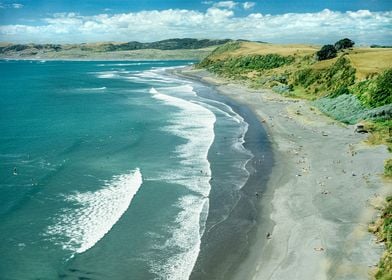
0,0,391,45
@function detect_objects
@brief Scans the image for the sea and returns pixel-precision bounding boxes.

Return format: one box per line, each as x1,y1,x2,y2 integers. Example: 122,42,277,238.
0,60,271,280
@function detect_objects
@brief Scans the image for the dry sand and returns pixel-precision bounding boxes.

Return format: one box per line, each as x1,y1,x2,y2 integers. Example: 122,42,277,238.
177,68,391,280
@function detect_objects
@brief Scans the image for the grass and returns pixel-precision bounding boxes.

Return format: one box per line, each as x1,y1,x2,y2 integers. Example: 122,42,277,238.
370,196,392,280
347,48,392,80
363,120,392,152
385,159,392,177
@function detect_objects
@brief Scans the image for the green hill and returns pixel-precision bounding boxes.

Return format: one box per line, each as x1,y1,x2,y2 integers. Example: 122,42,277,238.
198,41,392,132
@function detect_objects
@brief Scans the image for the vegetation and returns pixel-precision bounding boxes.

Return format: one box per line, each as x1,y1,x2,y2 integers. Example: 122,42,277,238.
334,38,355,51
209,41,241,56
198,40,391,108
370,195,392,280
199,53,295,77
315,44,337,61
293,56,356,97
363,120,392,152
371,45,392,49
315,38,355,61
354,69,392,107
385,159,392,177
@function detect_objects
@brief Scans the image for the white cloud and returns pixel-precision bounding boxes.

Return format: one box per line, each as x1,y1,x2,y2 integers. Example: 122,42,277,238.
0,2,24,9
213,1,238,9
12,3,23,9
243,2,255,10
0,9,391,45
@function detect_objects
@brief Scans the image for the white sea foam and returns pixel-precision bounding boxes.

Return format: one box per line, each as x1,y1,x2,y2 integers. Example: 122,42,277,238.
148,86,215,279
150,195,209,280
206,99,253,189
79,86,107,91
97,62,165,67
97,73,117,79
46,168,142,254
149,87,215,197
135,69,192,84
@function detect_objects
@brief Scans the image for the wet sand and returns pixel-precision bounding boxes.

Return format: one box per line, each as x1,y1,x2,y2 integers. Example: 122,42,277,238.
176,67,390,280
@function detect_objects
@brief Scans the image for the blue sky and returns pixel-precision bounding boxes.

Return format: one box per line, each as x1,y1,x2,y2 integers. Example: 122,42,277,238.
0,0,391,44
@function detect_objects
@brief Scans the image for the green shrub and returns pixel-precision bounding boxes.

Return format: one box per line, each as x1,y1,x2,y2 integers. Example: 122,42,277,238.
369,69,392,107
385,159,392,177
293,56,356,95
326,56,356,92
198,53,294,77
315,44,337,61
374,195,392,280
355,68,392,108
334,38,355,51
294,68,320,87
330,86,350,97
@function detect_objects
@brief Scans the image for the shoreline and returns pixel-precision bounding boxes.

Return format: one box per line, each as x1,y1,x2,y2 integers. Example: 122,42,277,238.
175,67,391,279
172,72,274,279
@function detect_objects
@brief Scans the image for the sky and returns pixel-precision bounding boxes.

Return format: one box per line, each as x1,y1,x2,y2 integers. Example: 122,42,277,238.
0,0,391,45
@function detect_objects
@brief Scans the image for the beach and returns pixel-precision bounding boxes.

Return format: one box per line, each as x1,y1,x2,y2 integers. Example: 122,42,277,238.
176,67,391,280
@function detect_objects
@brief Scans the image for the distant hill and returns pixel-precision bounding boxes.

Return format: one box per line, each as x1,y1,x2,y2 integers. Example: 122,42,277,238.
0,38,232,60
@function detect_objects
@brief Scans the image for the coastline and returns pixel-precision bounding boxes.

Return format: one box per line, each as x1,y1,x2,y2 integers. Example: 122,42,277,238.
174,72,274,279
175,67,391,279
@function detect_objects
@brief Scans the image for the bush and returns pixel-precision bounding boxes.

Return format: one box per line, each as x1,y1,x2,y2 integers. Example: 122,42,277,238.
385,159,392,177
326,56,356,91
315,45,337,61
334,38,355,51
198,53,295,77
330,86,350,97
369,69,392,107
355,68,392,108
294,68,320,87
374,195,392,280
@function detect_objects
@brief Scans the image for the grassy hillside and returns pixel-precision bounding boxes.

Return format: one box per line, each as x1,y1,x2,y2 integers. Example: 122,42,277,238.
199,41,391,99
198,41,392,279
198,41,392,139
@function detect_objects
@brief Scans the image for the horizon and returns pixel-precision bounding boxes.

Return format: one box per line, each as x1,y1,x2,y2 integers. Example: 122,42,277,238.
0,38,389,48
0,0,391,45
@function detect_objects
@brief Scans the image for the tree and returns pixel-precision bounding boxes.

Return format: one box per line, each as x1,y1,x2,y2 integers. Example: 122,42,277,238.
334,38,355,51
315,45,337,61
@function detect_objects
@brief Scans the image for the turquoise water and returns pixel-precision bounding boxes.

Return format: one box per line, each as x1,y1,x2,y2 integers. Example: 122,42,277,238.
0,60,261,279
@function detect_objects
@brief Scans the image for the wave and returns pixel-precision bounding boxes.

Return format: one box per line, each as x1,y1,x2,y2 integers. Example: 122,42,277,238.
150,195,209,280
46,168,142,255
134,69,192,84
97,73,117,79
149,87,215,196
199,98,251,155
190,97,253,191
148,86,215,279
96,62,165,67
79,87,107,91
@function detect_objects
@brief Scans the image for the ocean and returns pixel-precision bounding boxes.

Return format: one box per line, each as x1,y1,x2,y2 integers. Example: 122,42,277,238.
0,60,271,279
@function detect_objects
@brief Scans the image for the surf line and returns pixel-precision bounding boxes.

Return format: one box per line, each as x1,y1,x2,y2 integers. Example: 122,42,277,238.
46,168,143,256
